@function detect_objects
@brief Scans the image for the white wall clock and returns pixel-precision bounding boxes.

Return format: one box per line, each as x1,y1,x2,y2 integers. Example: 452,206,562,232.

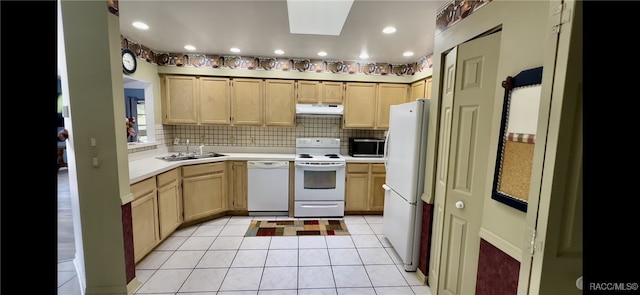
122,49,137,74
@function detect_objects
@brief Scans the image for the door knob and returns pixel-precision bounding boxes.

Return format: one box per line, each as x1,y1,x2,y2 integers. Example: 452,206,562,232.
455,201,464,209
576,276,583,290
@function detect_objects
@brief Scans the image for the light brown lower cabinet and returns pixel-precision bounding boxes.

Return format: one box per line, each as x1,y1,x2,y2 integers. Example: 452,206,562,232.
345,163,386,213
182,162,227,222
156,168,182,240
131,177,160,263
227,161,248,211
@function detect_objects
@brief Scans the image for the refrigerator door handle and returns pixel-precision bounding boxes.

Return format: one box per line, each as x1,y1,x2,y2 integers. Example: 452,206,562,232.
383,130,390,168
382,184,391,191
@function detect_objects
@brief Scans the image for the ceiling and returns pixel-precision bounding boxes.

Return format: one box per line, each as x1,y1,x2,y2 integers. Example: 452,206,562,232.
118,0,447,65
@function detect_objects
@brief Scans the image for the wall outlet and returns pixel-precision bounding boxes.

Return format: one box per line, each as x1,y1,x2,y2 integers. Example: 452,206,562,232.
229,135,235,144
173,137,180,145
250,137,256,144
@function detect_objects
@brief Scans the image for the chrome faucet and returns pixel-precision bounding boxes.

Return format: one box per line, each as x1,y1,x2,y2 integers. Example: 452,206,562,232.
186,139,191,154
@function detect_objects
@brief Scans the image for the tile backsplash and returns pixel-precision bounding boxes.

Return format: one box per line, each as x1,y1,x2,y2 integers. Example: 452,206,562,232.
168,117,385,152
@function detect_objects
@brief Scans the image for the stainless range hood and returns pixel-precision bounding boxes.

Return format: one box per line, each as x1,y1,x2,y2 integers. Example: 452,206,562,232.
295,104,344,117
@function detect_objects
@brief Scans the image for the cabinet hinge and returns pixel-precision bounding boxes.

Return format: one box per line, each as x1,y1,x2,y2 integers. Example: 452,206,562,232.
550,3,571,34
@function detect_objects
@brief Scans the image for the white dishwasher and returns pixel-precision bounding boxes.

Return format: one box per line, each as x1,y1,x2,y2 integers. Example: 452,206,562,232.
247,161,290,215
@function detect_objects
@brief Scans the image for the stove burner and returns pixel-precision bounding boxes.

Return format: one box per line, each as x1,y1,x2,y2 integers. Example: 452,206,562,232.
299,154,313,158
324,154,340,159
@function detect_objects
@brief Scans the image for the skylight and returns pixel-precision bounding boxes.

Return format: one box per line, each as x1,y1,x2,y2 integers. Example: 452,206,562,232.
287,0,354,36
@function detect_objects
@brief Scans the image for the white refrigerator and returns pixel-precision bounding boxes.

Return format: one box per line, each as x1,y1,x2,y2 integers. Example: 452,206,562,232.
382,98,430,272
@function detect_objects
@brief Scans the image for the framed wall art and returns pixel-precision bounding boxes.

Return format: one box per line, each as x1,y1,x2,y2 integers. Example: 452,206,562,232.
491,66,543,212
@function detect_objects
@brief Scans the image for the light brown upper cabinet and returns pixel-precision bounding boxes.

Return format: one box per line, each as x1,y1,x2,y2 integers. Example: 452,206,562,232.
162,75,198,124
343,82,408,129
376,83,409,129
162,75,231,125
231,78,263,126
410,77,433,101
296,80,344,105
410,79,426,101
264,79,295,127
425,77,433,99
343,82,378,128
200,77,231,125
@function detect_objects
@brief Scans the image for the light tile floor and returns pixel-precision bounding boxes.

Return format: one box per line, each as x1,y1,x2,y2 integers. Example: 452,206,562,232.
57,170,432,295
131,215,432,295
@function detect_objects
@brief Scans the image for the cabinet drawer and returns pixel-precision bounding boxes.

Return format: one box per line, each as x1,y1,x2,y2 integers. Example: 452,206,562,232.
347,163,369,173
371,164,386,173
157,168,180,187
131,177,157,199
182,162,225,177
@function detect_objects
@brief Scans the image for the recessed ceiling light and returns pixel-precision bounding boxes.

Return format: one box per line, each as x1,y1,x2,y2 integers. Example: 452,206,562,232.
184,45,196,51
274,49,285,55
317,51,327,57
132,21,149,30
383,26,396,34
403,51,414,57
230,47,241,53
359,53,369,59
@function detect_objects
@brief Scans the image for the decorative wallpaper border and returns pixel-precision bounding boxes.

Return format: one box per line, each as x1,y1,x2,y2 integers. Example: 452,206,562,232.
436,0,492,35
120,36,433,77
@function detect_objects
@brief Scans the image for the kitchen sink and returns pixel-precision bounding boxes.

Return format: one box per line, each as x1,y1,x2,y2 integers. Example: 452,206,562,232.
156,152,226,162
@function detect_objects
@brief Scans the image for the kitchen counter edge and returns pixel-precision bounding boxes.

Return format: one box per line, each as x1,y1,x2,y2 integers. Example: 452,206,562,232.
129,153,384,184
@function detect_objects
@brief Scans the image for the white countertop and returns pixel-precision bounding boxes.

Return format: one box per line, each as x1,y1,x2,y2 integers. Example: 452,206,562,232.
128,150,384,184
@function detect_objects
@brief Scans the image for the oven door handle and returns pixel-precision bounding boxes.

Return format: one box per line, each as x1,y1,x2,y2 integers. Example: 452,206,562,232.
294,162,346,168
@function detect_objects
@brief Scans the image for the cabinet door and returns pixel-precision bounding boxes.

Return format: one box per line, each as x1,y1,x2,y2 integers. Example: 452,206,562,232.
200,77,231,125
296,80,320,104
410,79,426,101
182,163,227,222
425,77,433,99
345,163,370,211
157,169,182,240
163,75,198,124
228,161,248,210
369,164,386,211
264,79,295,127
343,83,377,129
131,189,159,263
321,81,344,104
376,83,409,129
231,78,263,125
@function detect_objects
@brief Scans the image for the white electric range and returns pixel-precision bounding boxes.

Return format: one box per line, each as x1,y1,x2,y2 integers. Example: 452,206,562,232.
293,138,346,217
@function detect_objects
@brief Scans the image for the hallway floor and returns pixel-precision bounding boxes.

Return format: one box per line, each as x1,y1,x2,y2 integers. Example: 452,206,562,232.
57,169,431,295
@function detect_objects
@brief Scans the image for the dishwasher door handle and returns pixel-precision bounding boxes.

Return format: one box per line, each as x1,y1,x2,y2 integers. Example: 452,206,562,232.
248,161,289,169
300,204,340,208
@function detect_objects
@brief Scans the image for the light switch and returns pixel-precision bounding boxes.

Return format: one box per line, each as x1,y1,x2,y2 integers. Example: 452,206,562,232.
90,138,97,147
92,157,99,167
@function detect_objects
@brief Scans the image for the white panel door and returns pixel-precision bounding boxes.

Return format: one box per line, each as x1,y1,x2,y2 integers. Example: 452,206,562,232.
429,45,457,291
438,31,501,295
